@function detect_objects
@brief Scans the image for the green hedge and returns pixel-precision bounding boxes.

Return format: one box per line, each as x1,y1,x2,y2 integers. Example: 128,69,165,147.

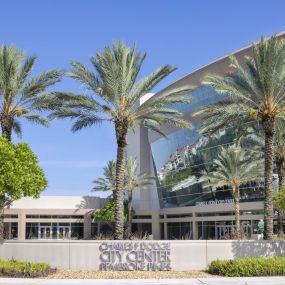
0,259,51,277
208,257,285,277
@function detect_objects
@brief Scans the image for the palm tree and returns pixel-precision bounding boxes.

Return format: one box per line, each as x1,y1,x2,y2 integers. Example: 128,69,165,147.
201,146,264,235
92,157,153,238
195,36,285,239
274,186,285,237
274,123,285,236
0,45,63,141
124,157,153,237
51,42,193,239
241,122,285,236
92,160,116,197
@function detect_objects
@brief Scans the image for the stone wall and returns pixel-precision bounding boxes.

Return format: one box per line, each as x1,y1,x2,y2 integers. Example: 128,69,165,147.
0,240,284,271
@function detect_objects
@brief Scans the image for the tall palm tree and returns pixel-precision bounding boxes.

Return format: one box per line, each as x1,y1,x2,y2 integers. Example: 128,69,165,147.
201,146,264,234
124,157,153,237
50,42,193,239
241,122,285,236
0,45,63,141
52,42,191,239
195,36,285,239
92,160,116,197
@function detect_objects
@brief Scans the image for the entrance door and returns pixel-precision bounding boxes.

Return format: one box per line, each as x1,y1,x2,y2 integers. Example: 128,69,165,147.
58,226,70,239
40,226,52,239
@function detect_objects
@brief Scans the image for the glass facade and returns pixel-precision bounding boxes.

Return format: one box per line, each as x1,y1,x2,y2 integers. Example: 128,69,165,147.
197,220,252,239
25,222,84,240
167,222,193,239
3,222,18,239
150,86,265,208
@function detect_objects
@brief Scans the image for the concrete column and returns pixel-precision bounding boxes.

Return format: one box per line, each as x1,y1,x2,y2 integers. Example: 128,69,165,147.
193,221,198,240
192,213,198,240
83,212,92,239
164,222,167,240
151,211,160,240
18,210,26,240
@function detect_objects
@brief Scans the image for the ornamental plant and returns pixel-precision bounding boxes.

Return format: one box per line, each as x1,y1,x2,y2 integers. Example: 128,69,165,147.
0,45,62,141
195,36,285,239
50,42,193,239
0,137,47,240
208,257,285,277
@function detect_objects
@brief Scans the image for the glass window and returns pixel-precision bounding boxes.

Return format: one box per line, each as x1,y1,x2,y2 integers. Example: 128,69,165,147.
26,223,39,239
133,215,152,219
167,222,192,239
160,223,165,239
71,223,83,240
198,221,216,240
150,85,265,208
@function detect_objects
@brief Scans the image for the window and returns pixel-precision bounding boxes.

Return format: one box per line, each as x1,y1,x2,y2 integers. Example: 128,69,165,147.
3,222,18,239
167,222,192,239
26,223,39,239
26,215,84,219
133,215,152,219
4,214,18,219
71,223,84,239
166,213,192,218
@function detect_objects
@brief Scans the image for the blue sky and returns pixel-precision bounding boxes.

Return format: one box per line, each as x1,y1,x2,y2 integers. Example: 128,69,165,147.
1,0,285,197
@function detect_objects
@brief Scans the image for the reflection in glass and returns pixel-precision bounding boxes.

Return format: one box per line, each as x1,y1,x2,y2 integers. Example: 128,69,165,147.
150,86,264,208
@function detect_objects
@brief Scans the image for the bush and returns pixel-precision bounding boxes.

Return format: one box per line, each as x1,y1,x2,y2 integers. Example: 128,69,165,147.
0,258,53,277
208,257,285,277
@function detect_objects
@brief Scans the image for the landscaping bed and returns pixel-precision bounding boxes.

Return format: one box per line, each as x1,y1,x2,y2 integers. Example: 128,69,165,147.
0,259,55,278
208,257,285,277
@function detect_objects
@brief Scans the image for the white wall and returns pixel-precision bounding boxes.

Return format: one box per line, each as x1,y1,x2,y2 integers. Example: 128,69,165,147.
0,240,284,271
127,123,160,210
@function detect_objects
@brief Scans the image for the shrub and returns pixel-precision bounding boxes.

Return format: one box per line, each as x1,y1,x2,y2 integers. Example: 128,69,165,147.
208,257,285,277
0,258,53,277
220,229,248,240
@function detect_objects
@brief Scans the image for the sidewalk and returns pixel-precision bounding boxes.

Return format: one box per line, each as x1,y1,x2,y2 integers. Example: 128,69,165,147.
1,277,285,285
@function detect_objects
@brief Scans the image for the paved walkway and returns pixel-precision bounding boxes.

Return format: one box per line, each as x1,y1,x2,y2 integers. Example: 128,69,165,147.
1,277,285,285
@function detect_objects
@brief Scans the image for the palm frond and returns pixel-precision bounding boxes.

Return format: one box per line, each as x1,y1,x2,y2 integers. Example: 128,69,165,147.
126,65,177,108
0,45,62,139
22,70,63,99
17,55,36,89
12,120,22,138
71,115,105,132
21,113,49,127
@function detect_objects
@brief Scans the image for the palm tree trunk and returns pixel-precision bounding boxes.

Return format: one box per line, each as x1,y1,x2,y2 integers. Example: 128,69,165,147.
114,120,128,240
262,118,275,240
1,116,12,141
127,188,133,238
276,161,285,237
233,186,241,238
0,196,4,241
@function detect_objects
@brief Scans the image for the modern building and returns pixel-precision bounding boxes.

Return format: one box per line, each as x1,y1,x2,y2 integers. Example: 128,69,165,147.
3,196,108,240
4,32,284,240
127,32,284,240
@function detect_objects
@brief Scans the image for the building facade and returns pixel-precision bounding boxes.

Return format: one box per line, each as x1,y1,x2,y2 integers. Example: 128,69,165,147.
4,32,284,240
3,196,108,240
128,32,285,240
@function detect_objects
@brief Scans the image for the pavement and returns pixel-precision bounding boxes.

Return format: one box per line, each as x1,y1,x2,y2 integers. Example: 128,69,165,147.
1,277,285,285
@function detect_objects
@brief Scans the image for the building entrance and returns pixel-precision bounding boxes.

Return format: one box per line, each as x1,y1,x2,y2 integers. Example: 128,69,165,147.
39,226,52,239
58,226,70,239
